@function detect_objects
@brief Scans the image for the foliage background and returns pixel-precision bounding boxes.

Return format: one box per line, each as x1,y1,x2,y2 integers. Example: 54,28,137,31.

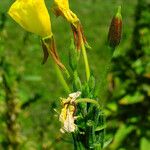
0,0,149,149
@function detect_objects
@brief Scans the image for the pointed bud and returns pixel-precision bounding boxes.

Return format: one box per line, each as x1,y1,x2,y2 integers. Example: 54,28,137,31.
108,6,122,48
69,39,79,71
73,71,82,91
82,83,90,97
73,76,82,91
88,75,96,91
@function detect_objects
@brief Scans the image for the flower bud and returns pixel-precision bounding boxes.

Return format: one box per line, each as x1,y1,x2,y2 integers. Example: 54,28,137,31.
69,39,79,71
108,6,122,48
73,76,82,91
88,75,95,91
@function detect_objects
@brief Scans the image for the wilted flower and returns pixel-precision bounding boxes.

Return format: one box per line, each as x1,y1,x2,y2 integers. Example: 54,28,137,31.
52,0,89,50
108,6,122,48
59,91,81,133
8,0,52,38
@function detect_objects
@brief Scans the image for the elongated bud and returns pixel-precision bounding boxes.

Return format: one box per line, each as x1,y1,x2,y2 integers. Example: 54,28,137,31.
73,76,82,91
108,6,122,48
82,83,90,97
69,39,79,71
88,75,96,91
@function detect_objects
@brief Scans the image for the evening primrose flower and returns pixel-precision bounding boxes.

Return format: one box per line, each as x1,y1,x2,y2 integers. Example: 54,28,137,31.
8,0,68,72
59,91,81,133
8,0,52,38
52,0,90,50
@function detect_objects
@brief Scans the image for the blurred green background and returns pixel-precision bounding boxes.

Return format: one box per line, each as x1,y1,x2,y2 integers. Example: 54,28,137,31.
0,0,150,149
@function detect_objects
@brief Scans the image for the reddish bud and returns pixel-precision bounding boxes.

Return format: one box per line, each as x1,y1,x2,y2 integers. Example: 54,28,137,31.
108,6,122,48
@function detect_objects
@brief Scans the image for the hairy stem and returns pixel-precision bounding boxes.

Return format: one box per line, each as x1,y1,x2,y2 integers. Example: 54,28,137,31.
76,98,100,108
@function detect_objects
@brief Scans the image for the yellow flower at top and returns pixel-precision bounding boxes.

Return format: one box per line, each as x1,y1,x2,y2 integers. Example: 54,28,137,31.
53,0,79,27
8,0,68,74
8,0,52,38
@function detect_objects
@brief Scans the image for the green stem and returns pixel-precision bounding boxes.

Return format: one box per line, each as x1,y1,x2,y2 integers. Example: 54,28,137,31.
76,98,100,108
72,133,77,150
81,42,90,81
54,64,71,94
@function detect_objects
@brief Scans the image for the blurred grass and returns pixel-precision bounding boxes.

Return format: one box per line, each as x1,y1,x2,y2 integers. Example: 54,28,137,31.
0,0,137,149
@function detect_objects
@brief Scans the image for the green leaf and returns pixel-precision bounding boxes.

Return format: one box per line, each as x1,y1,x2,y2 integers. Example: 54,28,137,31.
119,92,144,105
95,124,106,132
140,137,150,150
109,124,135,150
103,138,113,149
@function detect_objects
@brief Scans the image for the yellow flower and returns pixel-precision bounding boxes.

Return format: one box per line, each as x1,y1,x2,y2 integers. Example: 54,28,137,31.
8,0,68,74
53,0,79,27
53,0,90,50
8,0,52,38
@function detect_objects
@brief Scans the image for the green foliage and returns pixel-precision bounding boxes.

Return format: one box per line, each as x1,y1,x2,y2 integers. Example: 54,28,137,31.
1,0,148,149
140,137,150,150
106,0,150,150
68,38,106,149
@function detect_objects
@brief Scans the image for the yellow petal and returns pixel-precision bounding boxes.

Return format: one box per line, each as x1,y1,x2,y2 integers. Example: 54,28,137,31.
53,0,79,27
8,0,52,37
59,105,67,122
